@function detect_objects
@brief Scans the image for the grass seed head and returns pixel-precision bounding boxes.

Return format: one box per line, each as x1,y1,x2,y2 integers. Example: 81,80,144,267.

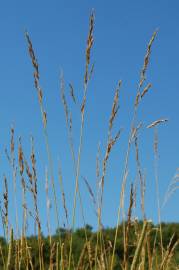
147,118,168,129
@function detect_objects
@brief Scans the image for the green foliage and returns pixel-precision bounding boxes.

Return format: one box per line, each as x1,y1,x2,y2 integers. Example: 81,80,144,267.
0,222,178,269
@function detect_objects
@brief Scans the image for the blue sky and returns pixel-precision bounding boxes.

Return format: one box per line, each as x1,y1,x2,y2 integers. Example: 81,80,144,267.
0,1,179,235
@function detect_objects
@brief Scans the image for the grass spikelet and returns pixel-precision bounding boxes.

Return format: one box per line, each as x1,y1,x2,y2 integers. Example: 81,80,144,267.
147,118,168,129
18,137,24,176
141,83,152,98
60,71,69,125
69,83,76,104
109,80,122,132
10,127,15,154
135,91,141,108
43,111,47,128
104,130,122,165
82,176,96,207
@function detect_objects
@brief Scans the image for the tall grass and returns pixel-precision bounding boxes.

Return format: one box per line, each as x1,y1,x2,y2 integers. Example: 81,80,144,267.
0,12,178,270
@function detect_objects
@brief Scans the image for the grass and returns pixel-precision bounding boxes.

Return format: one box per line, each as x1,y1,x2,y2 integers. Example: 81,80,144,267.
0,11,178,270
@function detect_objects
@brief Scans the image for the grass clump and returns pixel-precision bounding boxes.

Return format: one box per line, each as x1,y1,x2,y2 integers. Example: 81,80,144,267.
0,11,178,270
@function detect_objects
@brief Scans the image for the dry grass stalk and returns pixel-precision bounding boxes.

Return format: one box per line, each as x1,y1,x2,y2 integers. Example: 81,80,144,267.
56,242,60,270
49,242,56,269
76,238,94,270
60,72,76,169
19,234,28,269
95,144,102,270
82,175,100,225
111,30,157,270
45,168,52,246
149,227,160,269
18,146,33,269
99,82,122,204
20,137,43,270
15,240,20,270
100,252,106,270
0,244,5,269
146,225,152,270
61,90,92,270
58,162,69,228
87,241,93,269
30,137,41,233
68,11,95,270
60,243,65,270
131,220,148,270
15,240,22,270
140,239,147,270
123,184,134,270
26,32,61,246
77,242,88,269
6,228,13,270
26,244,34,270
152,127,164,262
18,139,28,238
96,143,101,181
9,127,19,237
21,177,28,238
134,135,146,218
98,127,122,269
60,70,92,267
160,234,179,270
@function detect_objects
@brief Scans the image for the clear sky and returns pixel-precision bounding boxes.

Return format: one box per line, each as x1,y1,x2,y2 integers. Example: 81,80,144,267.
0,1,179,235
